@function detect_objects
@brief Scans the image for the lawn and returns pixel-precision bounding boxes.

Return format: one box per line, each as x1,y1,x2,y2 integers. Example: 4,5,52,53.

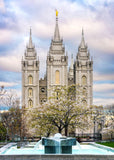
96,141,114,148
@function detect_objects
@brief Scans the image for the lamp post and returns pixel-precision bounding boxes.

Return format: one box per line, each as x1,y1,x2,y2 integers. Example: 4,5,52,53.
6,127,8,143
93,116,96,141
11,119,14,141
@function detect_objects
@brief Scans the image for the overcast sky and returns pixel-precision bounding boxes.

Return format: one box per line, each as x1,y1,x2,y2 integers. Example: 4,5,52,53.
0,0,114,106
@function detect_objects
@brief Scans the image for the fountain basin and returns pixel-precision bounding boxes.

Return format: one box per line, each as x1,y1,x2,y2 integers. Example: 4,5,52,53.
0,142,114,160
0,154,114,160
0,133,114,160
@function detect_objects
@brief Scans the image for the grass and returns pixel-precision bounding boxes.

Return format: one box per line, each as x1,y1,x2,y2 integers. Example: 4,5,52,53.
96,141,114,148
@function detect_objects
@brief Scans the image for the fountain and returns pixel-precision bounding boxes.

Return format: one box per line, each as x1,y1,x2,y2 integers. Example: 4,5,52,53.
42,133,76,154
0,133,114,160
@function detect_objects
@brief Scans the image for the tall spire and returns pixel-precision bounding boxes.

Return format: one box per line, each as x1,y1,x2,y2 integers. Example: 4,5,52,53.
79,28,86,48
70,54,74,70
28,27,33,48
54,10,60,41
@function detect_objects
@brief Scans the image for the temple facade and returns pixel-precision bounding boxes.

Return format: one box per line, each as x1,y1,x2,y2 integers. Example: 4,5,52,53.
22,14,93,108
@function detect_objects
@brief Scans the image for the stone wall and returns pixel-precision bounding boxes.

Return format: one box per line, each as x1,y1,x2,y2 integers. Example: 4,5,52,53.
102,132,114,141
39,77,47,104
0,154,114,160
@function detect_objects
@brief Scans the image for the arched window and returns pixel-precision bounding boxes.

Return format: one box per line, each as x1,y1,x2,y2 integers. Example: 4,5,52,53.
82,100,87,106
82,75,87,85
41,88,45,93
55,70,60,84
28,88,33,97
28,100,33,107
83,88,87,97
28,75,33,84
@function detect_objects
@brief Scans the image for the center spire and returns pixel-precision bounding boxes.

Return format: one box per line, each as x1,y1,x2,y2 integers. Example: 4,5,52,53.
54,10,60,41
28,27,33,48
79,28,86,48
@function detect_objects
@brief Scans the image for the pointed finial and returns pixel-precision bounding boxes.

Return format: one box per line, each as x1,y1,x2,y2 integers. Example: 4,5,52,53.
55,9,58,22
82,28,84,36
56,9,58,17
79,28,86,48
54,9,60,41
30,27,32,37
28,27,33,48
70,54,74,69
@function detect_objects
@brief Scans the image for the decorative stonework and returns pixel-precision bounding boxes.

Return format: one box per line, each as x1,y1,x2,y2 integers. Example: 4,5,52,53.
46,15,68,100
74,29,93,106
22,29,39,108
22,16,93,107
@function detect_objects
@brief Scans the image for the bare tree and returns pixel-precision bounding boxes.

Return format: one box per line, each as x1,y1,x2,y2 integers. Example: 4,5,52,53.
0,89,27,141
0,86,5,96
1,89,18,107
1,105,28,141
0,86,6,105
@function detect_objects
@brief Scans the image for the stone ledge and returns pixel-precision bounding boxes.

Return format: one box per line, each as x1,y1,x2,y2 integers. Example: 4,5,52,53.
0,154,114,160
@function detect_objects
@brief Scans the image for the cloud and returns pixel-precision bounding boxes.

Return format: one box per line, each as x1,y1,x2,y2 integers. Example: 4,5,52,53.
93,82,114,106
93,83,114,92
0,38,26,71
93,98,114,106
0,55,21,72
94,72,114,81
0,81,18,87
0,29,12,44
0,0,6,13
0,70,21,84
1,0,114,54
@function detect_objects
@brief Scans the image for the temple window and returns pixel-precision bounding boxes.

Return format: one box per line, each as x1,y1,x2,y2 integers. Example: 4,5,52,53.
82,75,87,85
55,70,60,84
82,88,87,97
82,100,87,106
28,100,33,107
28,88,33,97
41,87,45,93
28,75,33,84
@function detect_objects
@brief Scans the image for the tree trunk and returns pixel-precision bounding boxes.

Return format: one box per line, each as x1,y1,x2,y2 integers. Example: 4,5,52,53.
46,132,50,137
58,127,62,134
65,126,68,136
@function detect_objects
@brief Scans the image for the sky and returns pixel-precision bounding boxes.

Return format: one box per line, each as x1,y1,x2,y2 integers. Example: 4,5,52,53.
0,0,114,106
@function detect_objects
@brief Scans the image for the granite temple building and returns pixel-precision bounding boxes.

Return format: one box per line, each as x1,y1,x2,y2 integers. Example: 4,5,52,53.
22,13,93,108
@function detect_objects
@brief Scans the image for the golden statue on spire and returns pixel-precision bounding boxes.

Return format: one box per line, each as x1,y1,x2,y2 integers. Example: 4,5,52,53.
56,9,58,17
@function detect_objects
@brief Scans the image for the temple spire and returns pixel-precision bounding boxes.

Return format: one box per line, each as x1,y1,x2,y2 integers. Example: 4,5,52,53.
54,10,60,41
70,54,74,70
82,28,84,36
28,27,33,48
79,28,86,48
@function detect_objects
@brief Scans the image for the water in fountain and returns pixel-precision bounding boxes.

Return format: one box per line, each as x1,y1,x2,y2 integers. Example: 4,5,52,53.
76,141,82,149
34,140,42,149
54,133,62,139
58,140,61,154
53,133,62,154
